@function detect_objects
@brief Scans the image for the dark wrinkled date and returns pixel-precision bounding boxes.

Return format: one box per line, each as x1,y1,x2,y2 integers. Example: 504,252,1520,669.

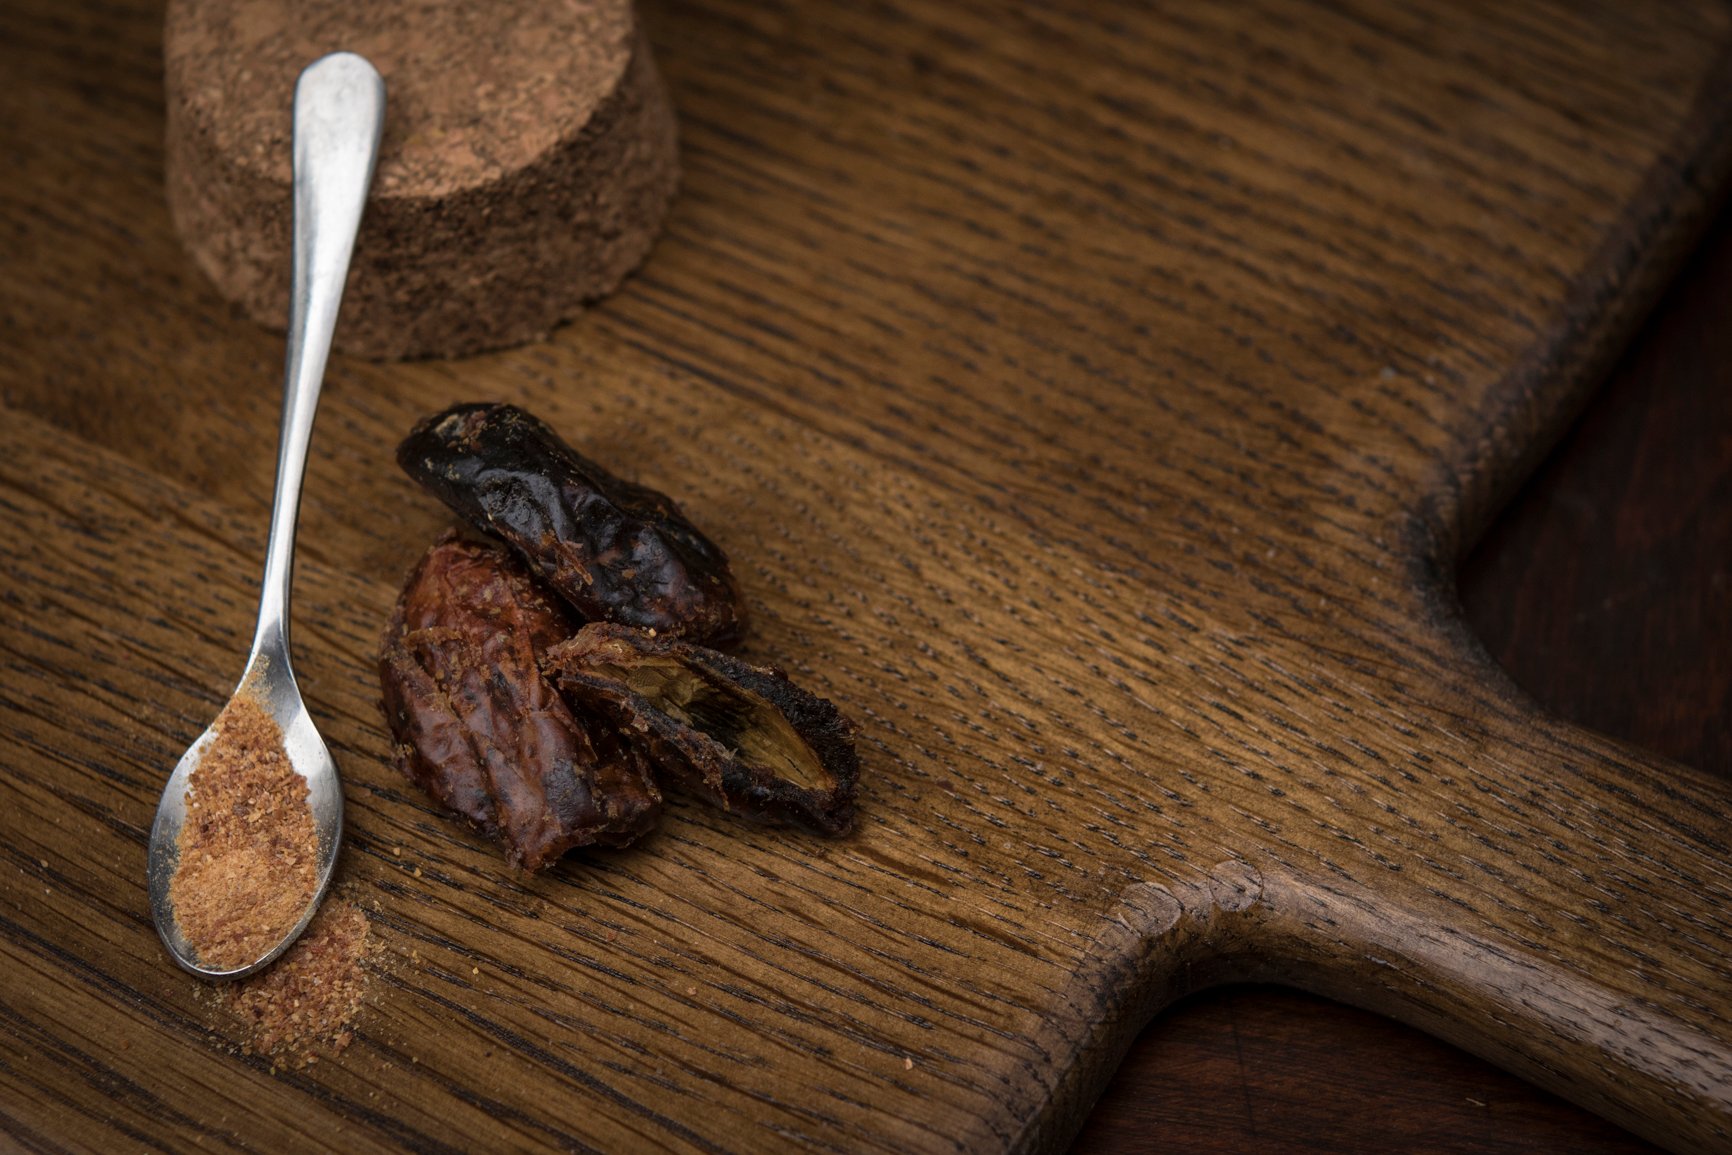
380,536,662,870
398,402,746,647
381,403,860,872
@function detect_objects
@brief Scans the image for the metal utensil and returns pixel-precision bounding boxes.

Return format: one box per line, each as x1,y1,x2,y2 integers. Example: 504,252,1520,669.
147,52,385,979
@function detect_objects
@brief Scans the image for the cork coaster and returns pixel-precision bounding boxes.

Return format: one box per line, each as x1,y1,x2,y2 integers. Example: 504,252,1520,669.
164,0,680,360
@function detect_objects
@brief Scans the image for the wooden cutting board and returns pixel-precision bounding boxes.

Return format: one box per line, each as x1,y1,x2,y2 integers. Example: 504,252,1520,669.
3,0,1730,1151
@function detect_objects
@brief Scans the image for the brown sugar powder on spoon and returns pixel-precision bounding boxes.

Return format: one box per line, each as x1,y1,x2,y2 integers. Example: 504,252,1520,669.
168,689,319,970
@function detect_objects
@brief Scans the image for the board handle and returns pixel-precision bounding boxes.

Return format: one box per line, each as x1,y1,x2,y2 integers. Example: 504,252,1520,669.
1230,716,1732,1154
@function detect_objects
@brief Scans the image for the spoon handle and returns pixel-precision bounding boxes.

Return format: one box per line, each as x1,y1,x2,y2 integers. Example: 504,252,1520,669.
250,53,386,664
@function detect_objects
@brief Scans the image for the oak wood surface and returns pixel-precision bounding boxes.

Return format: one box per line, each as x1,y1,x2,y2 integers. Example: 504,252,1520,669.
1076,197,1732,1155
3,1,1732,1152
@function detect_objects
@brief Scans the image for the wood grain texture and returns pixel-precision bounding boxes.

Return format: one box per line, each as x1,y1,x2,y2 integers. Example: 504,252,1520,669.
3,2,1732,1153
1076,198,1732,1155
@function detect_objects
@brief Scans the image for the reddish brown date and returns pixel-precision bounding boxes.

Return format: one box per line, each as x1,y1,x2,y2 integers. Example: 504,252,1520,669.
547,624,859,836
397,403,746,646
379,536,662,870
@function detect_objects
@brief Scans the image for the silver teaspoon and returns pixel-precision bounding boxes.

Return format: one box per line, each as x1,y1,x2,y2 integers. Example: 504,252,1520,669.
148,52,385,979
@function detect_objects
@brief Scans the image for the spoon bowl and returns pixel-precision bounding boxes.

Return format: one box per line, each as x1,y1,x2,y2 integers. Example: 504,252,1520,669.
147,652,343,979
146,51,384,979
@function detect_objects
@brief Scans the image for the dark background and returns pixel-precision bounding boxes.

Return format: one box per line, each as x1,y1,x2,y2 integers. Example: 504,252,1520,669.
1074,206,1732,1154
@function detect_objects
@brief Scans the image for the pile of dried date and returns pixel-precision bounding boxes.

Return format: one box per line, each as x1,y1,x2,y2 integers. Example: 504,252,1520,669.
379,403,859,870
